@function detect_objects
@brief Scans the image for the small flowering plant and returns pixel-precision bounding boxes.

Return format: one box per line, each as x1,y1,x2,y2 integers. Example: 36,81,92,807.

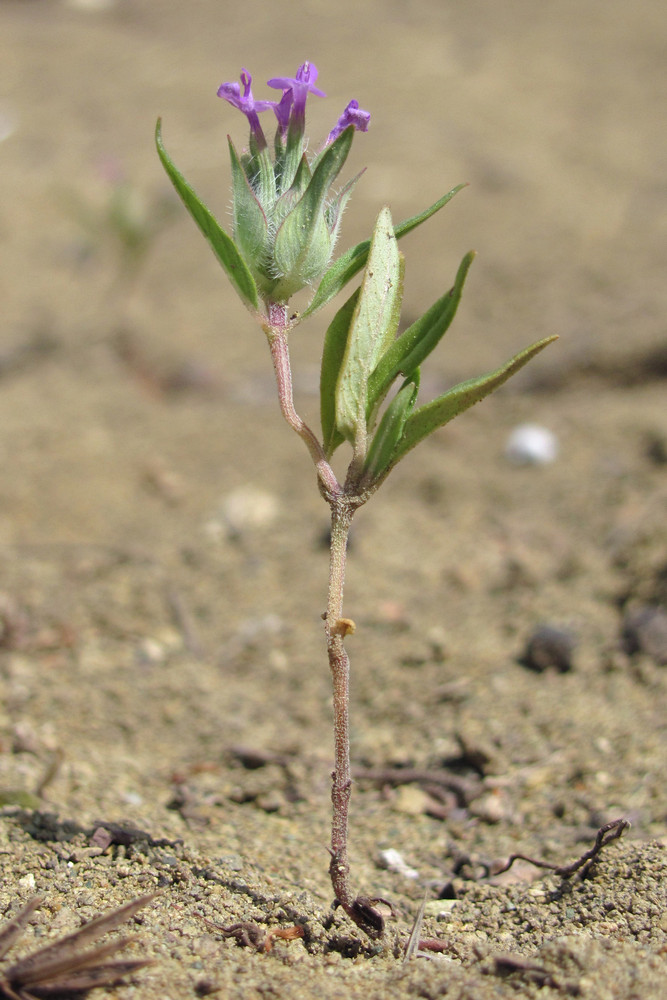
156,62,555,938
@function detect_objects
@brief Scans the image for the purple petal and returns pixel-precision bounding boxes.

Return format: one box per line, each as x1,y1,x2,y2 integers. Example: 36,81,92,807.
267,61,326,119
326,100,371,144
272,89,293,134
217,80,243,108
217,68,278,149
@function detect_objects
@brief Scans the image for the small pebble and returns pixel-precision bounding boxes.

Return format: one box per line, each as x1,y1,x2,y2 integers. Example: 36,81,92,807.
255,790,287,813
469,790,512,824
392,784,433,817
644,431,667,466
209,486,279,539
621,605,667,666
136,637,169,665
424,899,458,918
377,848,419,880
121,790,144,806
519,624,576,672
505,424,558,465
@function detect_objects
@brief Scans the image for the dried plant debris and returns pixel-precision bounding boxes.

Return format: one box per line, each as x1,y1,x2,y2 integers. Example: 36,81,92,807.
402,897,426,963
205,919,304,953
492,818,630,880
0,895,154,1000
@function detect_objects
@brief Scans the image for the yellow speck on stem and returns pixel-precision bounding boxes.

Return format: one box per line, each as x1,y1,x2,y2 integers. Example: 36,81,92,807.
333,617,356,637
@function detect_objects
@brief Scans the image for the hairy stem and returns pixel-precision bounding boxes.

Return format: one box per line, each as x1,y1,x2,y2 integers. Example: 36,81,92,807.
324,499,386,938
266,321,340,500
325,499,354,907
265,304,385,937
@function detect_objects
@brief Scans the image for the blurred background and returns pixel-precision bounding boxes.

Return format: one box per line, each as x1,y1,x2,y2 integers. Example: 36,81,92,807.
4,0,665,375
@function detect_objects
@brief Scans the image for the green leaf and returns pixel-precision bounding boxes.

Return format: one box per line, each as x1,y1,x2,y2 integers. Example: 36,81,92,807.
279,111,308,195
302,183,467,319
272,153,312,231
391,335,558,467
326,169,365,239
228,138,269,273
320,287,360,456
155,119,259,313
367,250,475,420
334,207,404,446
273,126,354,288
363,376,419,481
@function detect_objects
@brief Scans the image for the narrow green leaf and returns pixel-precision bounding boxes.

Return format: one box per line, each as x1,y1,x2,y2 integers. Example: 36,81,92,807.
335,207,404,445
320,288,360,456
279,111,308,195
326,169,365,241
363,376,419,481
273,153,312,231
367,250,475,419
391,335,558,466
227,138,269,270
155,119,259,312
273,126,354,283
303,183,467,319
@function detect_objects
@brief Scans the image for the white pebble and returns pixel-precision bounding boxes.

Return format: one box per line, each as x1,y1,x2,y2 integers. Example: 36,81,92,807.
377,848,419,880
505,424,558,465
207,486,279,539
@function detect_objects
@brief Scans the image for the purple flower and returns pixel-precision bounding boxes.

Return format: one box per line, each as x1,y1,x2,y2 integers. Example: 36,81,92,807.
217,68,275,148
271,89,293,136
267,61,326,123
326,100,371,145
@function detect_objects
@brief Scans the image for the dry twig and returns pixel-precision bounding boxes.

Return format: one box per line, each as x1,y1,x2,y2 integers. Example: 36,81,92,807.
205,919,304,953
492,818,630,879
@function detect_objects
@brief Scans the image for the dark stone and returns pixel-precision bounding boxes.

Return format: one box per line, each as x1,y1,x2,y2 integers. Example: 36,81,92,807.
621,605,667,665
519,625,577,673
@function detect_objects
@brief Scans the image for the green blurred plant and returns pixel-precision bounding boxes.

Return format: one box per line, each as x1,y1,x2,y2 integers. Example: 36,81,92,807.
157,61,556,939
67,162,176,293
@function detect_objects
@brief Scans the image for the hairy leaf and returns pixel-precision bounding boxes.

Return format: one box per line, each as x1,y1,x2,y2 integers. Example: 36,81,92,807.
155,119,259,313
363,376,419,481
391,336,558,466
303,184,467,319
367,250,475,419
334,207,404,446
227,138,269,271
320,288,360,456
273,126,354,285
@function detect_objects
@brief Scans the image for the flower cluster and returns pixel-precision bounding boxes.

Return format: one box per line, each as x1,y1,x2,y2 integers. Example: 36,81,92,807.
217,62,370,305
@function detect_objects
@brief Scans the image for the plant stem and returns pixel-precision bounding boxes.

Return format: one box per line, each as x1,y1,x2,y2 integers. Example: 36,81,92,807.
324,498,386,937
265,310,385,937
325,498,354,907
266,325,340,501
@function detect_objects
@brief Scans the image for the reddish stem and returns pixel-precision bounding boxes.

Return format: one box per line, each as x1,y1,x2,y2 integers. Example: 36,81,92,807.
266,325,340,501
264,307,384,937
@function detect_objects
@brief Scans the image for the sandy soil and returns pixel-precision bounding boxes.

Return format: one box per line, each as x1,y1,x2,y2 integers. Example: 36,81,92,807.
1,1,665,997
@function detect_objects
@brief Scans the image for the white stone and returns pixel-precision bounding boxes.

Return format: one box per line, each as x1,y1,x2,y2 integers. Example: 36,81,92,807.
377,847,419,880
505,424,558,465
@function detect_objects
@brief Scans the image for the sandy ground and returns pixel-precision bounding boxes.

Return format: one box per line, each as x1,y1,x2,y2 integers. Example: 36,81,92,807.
0,1,666,997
